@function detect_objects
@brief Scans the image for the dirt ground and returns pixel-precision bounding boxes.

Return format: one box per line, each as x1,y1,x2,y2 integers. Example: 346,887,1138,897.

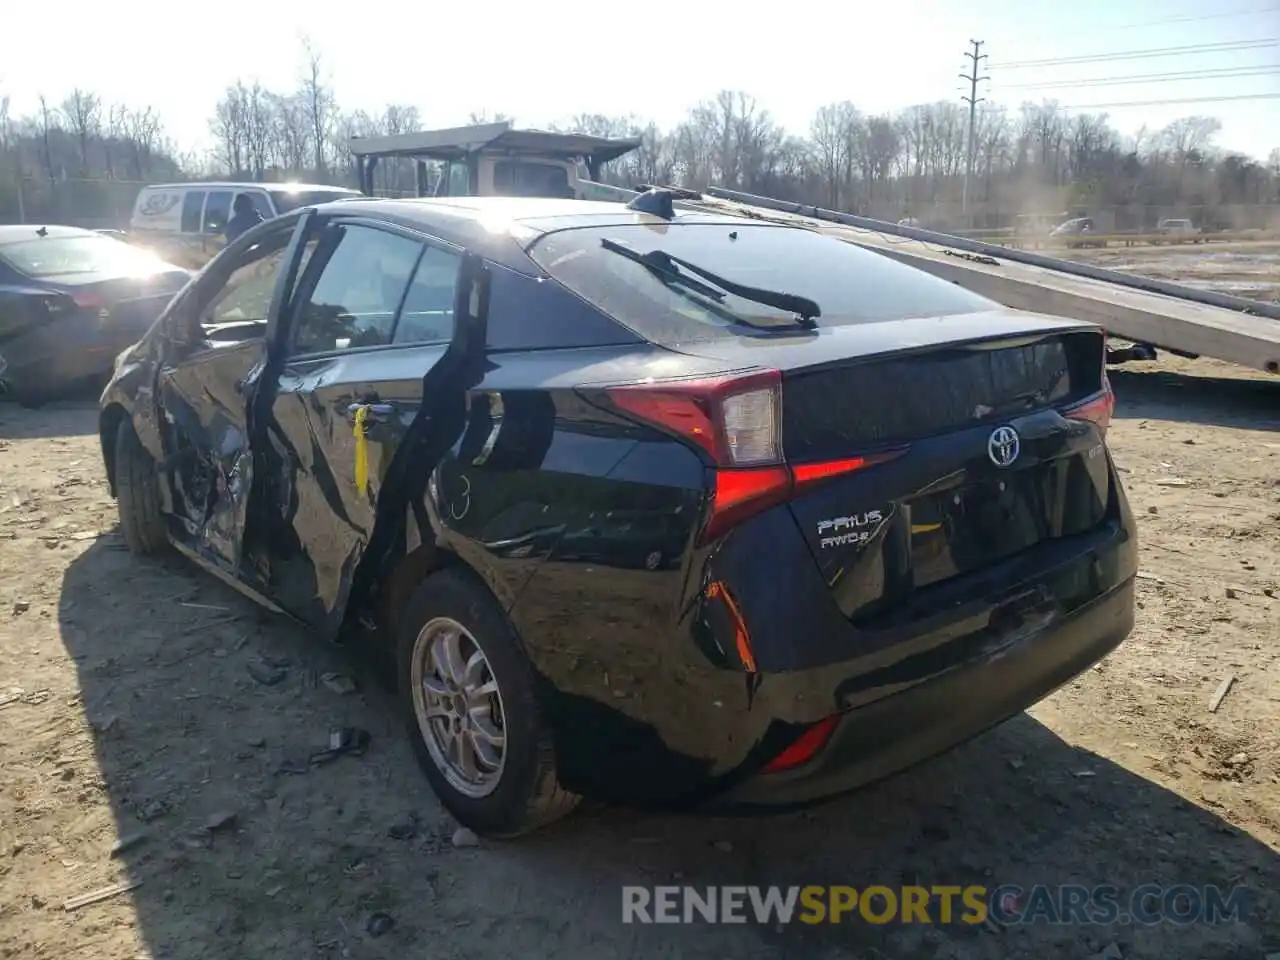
1067,242,1280,303
0,355,1277,960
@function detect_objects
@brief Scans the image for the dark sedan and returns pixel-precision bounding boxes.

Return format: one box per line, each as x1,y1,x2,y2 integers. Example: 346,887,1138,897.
0,224,190,405
98,194,1137,837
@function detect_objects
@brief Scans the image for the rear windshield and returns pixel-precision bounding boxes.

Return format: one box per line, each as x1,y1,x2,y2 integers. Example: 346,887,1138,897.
0,234,172,279
525,222,995,346
271,190,358,213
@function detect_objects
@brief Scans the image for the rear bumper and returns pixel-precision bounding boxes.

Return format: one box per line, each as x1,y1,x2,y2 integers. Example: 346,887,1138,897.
707,574,1134,811
1,319,148,396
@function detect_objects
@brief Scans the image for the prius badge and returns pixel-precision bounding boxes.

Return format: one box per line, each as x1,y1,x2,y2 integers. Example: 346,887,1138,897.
988,425,1020,468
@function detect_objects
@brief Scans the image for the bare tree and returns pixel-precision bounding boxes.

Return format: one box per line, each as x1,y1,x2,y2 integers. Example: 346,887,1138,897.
124,106,164,178
300,36,336,175
810,102,857,208
61,89,101,176
212,83,248,176
467,110,513,126
242,82,274,180
0,91,11,154
36,95,58,180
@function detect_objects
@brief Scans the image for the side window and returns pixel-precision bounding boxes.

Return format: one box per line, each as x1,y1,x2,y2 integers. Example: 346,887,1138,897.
393,245,460,345
251,193,275,219
290,224,423,356
203,191,233,234
180,191,206,234
195,227,297,337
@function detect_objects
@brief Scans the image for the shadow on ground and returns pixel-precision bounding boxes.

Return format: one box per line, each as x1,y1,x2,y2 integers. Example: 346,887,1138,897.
0,396,100,439
57,538,1280,960
1110,367,1280,432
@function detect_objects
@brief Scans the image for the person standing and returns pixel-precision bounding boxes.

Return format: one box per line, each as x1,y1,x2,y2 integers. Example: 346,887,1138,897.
224,193,265,243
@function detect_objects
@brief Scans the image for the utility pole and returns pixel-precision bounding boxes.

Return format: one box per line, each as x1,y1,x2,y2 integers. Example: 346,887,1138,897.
960,39,989,223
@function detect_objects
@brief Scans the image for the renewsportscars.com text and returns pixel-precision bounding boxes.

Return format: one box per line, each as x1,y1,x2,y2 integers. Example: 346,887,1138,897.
621,884,1251,926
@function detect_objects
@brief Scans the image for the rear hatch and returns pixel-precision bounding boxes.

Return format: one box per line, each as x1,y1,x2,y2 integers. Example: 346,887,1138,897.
776,327,1113,624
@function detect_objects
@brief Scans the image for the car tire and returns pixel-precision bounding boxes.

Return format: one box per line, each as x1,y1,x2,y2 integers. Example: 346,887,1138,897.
115,418,168,555
396,567,579,838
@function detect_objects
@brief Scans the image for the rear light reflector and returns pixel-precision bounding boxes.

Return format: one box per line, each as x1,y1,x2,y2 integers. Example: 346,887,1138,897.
603,369,906,545
791,456,871,487
762,715,840,774
71,290,108,310
1065,385,1114,434
704,466,793,544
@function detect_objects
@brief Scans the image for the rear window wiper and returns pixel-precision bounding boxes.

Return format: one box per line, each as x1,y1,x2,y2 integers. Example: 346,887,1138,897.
600,238,820,329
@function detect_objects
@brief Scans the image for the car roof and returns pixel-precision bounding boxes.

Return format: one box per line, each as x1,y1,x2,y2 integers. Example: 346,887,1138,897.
142,182,361,195
304,195,770,271
0,224,101,246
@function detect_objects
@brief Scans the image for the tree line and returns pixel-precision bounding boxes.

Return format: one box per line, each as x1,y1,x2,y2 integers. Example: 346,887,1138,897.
3,43,1278,230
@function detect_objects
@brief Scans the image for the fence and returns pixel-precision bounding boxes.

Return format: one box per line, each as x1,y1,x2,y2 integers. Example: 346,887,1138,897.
0,177,147,229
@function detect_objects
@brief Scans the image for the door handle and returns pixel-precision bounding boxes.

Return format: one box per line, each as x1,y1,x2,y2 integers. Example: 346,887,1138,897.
347,401,396,426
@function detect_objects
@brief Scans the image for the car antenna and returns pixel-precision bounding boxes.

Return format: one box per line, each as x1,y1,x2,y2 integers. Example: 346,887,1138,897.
35,226,48,238
626,188,676,221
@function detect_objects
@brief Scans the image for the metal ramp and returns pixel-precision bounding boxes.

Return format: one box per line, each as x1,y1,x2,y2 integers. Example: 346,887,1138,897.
684,187,1280,378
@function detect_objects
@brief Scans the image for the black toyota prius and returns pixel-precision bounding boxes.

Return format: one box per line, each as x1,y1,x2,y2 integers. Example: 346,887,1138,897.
98,194,1137,837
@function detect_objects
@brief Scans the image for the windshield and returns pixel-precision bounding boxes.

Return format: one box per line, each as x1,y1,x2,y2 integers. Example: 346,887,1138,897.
0,234,175,279
526,222,996,346
271,190,358,213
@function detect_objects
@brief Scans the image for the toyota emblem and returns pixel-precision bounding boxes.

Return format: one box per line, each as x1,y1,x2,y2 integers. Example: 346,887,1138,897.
988,426,1020,468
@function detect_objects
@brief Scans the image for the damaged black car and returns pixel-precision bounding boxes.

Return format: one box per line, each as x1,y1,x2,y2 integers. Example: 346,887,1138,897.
99,196,1137,837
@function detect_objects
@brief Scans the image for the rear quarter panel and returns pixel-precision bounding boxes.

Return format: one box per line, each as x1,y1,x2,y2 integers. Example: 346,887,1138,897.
423,344,719,608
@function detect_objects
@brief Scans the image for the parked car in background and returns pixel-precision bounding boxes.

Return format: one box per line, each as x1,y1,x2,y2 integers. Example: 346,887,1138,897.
129,181,363,265
99,194,1136,838
1155,218,1200,243
1050,217,1105,248
0,225,190,406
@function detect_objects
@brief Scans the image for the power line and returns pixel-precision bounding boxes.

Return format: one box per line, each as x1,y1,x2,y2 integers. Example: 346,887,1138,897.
1059,92,1280,109
989,38,1277,70
1003,65,1280,90
1014,5,1280,44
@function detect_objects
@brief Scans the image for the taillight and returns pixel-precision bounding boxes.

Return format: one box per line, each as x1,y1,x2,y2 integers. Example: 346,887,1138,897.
604,369,904,544
71,290,107,310
606,369,783,466
761,715,840,774
1065,382,1114,434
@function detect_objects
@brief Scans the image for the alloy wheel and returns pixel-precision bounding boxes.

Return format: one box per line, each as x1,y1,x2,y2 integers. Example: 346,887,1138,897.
410,617,508,798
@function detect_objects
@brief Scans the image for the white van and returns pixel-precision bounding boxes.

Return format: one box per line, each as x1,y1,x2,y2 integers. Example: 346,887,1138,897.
129,181,361,257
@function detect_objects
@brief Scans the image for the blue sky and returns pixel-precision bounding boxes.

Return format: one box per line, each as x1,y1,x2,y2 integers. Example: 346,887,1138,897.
3,0,1278,160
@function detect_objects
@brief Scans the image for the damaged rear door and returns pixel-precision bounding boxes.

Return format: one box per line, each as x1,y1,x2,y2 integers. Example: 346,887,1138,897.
151,215,312,583
254,214,480,636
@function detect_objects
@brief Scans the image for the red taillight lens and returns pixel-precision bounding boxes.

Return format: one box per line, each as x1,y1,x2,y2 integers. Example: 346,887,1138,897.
1065,384,1114,434
704,466,793,543
606,369,782,465
71,290,107,310
604,369,904,545
762,715,840,774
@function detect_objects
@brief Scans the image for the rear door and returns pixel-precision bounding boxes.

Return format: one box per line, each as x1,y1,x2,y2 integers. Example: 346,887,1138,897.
255,215,475,634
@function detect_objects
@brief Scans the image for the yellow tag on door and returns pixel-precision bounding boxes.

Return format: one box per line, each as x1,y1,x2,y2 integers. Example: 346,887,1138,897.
352,405,369,494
